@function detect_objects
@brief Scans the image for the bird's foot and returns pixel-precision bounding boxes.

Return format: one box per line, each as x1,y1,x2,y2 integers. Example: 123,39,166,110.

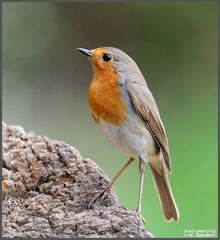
112,207,146,224
133,208,146,224
87,185,111,209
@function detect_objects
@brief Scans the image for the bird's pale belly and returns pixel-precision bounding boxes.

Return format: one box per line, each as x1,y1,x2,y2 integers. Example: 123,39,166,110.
97,115,156,163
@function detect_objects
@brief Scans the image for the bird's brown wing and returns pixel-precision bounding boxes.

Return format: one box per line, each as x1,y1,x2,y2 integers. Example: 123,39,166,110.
128,83,171,172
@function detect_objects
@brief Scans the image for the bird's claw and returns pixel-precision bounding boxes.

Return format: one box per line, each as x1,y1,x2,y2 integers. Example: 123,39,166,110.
87,186,110,209
133,209,146,224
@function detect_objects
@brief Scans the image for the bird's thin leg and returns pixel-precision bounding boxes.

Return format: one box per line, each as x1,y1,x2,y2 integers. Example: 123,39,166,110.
88,157,135,209
136,158,146,213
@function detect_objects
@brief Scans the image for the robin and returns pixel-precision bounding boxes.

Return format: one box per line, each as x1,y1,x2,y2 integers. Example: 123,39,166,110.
77,47,179,222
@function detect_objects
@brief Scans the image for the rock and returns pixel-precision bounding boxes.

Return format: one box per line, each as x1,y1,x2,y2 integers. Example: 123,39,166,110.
2,122,153,238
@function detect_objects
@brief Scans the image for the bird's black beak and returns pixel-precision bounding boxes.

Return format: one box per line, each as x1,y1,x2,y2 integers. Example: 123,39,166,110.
77,48,92,57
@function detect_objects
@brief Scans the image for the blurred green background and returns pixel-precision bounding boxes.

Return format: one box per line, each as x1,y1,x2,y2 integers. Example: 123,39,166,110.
3,2,217,238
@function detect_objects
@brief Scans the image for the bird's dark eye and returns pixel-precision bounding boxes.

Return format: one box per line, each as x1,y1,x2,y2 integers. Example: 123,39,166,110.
102,54,112,62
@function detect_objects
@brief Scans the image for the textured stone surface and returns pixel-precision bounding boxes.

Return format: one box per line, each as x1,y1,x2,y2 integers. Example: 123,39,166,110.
2,122,153,238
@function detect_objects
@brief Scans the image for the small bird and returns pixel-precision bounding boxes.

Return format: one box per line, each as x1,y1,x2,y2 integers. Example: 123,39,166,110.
77,47,179,222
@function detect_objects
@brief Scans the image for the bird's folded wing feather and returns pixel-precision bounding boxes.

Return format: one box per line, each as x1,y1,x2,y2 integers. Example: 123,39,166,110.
127,83,171,172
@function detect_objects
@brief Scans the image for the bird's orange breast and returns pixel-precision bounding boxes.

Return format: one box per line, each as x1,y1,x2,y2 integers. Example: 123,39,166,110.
88,65,127,125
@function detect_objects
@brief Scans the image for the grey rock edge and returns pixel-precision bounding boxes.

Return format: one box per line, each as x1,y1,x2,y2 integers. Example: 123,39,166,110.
2,122,153,238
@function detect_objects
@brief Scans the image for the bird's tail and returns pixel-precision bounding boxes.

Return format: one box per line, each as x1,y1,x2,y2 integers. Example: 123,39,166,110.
149,158,179,222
